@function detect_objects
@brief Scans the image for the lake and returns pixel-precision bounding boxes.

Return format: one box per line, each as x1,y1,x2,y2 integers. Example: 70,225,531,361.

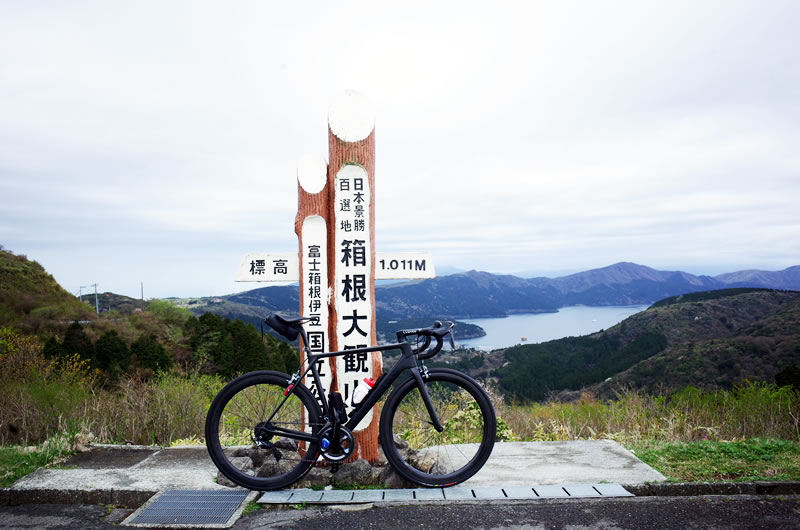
457,305,650,350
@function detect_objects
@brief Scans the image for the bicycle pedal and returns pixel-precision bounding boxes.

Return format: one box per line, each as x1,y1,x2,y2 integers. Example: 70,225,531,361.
329,464,340,474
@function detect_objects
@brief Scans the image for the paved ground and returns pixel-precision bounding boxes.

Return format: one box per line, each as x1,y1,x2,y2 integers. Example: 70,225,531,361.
0,440,670,528
233,496,800,529
4,437,800,530
3,496,800,529
462,439,664,486
2,440,664,508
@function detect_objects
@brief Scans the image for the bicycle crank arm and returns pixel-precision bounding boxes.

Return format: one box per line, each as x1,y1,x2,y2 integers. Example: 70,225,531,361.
262,425,318,444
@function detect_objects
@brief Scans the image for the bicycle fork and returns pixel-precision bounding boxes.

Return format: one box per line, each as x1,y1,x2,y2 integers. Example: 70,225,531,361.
411,364,444,432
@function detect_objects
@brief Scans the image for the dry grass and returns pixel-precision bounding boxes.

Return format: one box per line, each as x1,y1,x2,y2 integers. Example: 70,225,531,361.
3,327,799,451
1,327,223,445
494,384,800,445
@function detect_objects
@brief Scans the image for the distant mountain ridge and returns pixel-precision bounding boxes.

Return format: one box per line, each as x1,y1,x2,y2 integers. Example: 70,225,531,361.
374,262,800,318
529,262,713,292
175,262,800,324
714,266,800,289
173,262,800,322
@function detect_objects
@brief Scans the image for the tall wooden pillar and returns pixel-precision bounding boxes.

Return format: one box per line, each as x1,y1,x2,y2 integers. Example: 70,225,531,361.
327,90,381,462
295,154,334,410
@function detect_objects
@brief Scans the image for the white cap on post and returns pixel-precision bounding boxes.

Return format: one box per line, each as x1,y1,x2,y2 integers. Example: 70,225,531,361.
328,90,375,142
296,153,328,195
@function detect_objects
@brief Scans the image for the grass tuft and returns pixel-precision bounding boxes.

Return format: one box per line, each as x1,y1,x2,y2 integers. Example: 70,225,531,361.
632,438,800,482
0,431,76,487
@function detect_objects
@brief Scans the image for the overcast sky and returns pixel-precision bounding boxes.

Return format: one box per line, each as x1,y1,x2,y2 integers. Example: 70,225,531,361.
2,1,798,299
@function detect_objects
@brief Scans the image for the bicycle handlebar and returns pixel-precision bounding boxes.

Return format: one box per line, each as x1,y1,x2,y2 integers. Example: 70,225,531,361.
266,312,456,360
396,321,456,360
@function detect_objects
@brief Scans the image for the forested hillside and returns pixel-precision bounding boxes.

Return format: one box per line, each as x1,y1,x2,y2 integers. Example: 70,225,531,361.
0,249,95,333
496,289,800,402
0,249,296,384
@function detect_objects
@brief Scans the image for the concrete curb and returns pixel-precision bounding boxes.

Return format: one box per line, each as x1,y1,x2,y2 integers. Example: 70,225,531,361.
0,487,155,508
4,482,800,508
624,481,800,497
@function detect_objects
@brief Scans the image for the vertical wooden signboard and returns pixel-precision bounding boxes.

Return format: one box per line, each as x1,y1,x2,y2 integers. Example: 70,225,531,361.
333,164,373,414
327,91,380,461
295,155,333,412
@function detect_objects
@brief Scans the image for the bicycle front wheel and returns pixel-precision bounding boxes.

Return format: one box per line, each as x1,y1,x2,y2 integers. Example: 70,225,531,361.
379,369,496,487
205,371,322,490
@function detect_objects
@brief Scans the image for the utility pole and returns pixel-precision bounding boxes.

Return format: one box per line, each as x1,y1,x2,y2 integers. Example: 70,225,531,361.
78,284,99,314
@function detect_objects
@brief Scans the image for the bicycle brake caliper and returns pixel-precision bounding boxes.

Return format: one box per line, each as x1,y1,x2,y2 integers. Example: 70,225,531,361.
420,361,430,380
284,372,300,396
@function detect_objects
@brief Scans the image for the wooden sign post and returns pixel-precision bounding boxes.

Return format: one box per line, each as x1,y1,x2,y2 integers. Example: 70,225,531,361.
295,154,332,416
236,91,434,462
327,91,379,460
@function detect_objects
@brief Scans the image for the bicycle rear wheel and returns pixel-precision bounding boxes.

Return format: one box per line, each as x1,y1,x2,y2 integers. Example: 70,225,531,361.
379,369,496,487
205,371,322,490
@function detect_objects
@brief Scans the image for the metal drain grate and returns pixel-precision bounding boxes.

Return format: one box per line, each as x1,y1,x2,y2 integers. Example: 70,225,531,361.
125,489,250,527
258,483,633,504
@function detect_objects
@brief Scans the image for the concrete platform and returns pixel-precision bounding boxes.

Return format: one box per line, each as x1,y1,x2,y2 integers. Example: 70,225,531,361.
2,445,227,507
2,440,664,508
463,439,665,486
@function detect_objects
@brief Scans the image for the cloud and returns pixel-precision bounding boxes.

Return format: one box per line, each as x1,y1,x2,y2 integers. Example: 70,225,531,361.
1,1,798,297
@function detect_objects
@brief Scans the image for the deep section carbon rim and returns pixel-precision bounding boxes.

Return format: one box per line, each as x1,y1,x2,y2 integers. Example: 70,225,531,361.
380,371,496,486
205,372,321,490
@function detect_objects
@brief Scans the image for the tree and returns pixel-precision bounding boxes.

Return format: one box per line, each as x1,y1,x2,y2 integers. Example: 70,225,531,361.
185,313,227,374
131,334,172,373
220,319,271,377
776,365,800,391
62,321,94,362
42,336,65,359
95,329,130,379
267,335,299,373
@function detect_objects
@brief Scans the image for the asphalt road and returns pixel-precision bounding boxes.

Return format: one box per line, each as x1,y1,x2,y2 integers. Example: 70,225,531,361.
1,496,799,529
234,496,800,529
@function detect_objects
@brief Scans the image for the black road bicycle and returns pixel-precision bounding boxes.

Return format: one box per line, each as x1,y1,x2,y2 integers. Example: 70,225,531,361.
205,314,496,490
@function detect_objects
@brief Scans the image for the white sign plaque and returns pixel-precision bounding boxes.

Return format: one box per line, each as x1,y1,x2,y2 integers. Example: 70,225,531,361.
333,164,374,429
234,253,298,282
375,252,435,279
300,215,331,412
236,252,434,282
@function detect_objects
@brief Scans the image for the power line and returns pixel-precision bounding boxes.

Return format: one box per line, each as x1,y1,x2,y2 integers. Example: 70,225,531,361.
77,283,99,315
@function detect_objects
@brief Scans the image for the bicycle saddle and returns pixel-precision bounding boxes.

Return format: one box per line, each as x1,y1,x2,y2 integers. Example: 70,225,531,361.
265,314,302,341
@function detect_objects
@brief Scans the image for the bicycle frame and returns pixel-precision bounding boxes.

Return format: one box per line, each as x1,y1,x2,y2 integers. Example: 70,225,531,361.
263,327,443,445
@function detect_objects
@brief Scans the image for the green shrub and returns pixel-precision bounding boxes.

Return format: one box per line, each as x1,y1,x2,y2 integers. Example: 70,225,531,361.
94,330,130,380
61,322,94,362
132,334,172,372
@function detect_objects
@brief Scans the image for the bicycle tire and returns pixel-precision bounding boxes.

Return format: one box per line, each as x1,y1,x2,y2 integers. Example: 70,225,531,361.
379,368,496,487
205,370,322,490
